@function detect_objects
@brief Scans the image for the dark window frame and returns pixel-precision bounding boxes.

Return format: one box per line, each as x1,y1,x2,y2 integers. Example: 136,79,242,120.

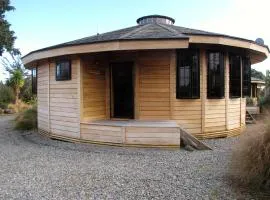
176,49,200,99
229,54,241,98
55,60,71,81
207,51,225,99
32,67,37,94
242,56,251,97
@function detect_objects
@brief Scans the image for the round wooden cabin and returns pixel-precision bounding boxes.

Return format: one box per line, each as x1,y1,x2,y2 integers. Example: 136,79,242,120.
22,15,269,147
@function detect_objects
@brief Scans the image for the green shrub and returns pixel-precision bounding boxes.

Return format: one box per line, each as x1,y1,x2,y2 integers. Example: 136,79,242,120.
0,84,15,106
15,105,37,130
20,76,35,103
0,102,8,109
231,117,270,190
246,97,255,106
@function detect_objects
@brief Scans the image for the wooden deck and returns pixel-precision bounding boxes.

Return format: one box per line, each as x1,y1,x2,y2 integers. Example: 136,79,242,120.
246,106,260,115
80,120,181,147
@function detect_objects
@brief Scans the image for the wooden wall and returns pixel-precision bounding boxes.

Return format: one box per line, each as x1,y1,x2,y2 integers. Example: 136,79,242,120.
81,123,123,143
170,51,202,135
241,98,246,125
137,51,171,120
37,62,50,132
49,60,80,138
169,49,243,138
81,56,107,120
36,49,245,143
227,98,241,129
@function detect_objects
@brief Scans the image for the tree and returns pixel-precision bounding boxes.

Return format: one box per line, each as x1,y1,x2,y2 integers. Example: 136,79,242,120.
0,0,19,56
266,70,270,87
251,68,265,80
2,55,28,104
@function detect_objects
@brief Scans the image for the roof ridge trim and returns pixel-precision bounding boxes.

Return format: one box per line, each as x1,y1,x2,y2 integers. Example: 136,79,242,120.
119,24,151,39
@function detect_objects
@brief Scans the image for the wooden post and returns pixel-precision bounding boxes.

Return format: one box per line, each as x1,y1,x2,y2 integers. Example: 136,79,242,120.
105,63,110,119
201,49,206,134
79,58,84,122
170,50,176,120
134,53,140,119
240,56,243,125
225,52,229,130
48,61,50,133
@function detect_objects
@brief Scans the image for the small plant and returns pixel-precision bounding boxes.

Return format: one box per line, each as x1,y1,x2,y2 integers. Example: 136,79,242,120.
231,116,270,190
246,97,255,106
15,105,37,130
0,84,15,108
8,100,31,113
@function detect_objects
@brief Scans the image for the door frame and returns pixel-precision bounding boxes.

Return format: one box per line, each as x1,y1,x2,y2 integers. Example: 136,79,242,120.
110,62,135,119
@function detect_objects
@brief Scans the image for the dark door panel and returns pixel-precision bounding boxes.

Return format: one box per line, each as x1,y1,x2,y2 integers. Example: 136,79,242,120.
111,62,134,119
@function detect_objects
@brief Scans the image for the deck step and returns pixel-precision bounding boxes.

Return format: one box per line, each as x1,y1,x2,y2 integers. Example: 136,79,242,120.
180,128,212,150
246,110,256,124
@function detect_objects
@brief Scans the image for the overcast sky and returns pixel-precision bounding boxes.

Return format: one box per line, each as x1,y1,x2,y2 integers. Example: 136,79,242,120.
1,0,269,81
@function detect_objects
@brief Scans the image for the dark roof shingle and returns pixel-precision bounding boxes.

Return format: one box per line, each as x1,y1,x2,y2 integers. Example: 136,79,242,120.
23,22,268,56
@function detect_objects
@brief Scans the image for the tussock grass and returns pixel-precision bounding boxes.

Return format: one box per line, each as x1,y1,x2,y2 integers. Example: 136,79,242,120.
8,100,32,113
15,105,37,130
231,115,270,190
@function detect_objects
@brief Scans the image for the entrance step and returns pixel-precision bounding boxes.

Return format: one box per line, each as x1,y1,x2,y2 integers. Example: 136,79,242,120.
180,128,212,150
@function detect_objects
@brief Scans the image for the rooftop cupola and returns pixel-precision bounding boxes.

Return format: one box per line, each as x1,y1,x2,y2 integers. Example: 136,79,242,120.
136,15,175,25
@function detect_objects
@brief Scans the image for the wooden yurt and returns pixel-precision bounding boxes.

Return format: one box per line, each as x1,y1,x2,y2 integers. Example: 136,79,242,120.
22,15,269,147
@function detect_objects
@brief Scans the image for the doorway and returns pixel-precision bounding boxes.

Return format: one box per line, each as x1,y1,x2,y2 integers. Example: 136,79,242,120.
111,62,134,119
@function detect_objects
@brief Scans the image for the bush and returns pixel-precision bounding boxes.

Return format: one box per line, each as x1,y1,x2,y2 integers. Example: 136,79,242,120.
8,100,32,113
0,84,15,106
20,76,35,103
15,105,37,130
231,117,270,190
246,97,255,106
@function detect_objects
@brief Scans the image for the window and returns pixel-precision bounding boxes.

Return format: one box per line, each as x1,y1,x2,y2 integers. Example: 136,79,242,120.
55,60,71,81
207,52,224,98
229,54,241,98
242,57,251,96
32,67,37,94
176,49,200,99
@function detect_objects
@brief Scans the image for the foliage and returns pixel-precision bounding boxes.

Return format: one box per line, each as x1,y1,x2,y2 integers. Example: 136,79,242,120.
2,55,28,104
251,68,265,80
259,94,270,110
266,70,270,87
231,118,270,190
0,82,15,109
8,99,32,113
20,76,35,103
246,97,255,106
0,0,19,56
15,105,37,130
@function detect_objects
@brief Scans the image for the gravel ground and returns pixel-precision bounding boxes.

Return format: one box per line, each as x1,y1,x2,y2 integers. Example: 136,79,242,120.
0,115,266,200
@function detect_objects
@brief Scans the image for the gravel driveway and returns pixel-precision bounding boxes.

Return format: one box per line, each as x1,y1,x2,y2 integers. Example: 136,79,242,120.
0,115,264,199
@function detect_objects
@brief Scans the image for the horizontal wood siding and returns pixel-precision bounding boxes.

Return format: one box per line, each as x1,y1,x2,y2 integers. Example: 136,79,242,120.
205,99,226,132
227,98,241,129
82,56,107,120
37,63,49,132
241,98,246,125
49,60,80,138
138,51,171,120
125,127,180,145
81,124,123,143
170,50,202,135
80,123,180,146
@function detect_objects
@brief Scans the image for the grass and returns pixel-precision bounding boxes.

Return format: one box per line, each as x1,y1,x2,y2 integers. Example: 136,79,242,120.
8,100,32,113
15,105,37,130
231,115,270,190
